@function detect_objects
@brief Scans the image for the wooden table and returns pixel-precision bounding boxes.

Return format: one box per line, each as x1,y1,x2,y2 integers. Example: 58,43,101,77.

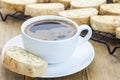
0,17,120,80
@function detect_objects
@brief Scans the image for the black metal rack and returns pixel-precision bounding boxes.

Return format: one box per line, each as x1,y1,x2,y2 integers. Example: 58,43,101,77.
0,11,120,54
0,12,31,21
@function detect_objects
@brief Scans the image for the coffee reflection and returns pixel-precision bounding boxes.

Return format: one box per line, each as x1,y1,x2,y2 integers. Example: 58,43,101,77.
25,20,77,41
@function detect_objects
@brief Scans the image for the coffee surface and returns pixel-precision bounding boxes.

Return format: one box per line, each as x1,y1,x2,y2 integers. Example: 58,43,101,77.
25,20,76,41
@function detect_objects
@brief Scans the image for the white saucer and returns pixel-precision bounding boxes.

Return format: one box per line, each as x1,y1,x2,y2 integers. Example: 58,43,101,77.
2,35,95,78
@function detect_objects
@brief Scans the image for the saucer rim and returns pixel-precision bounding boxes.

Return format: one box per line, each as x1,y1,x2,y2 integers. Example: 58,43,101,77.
2,34,95,78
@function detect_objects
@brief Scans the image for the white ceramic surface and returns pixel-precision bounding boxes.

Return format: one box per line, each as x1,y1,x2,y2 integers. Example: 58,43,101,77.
21,16,92,64
2,35,94,78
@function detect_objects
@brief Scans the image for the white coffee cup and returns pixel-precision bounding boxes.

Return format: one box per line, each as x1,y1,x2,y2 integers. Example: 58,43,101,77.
21,16,92,64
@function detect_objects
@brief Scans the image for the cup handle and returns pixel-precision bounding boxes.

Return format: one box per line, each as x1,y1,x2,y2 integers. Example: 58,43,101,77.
78,25,92,45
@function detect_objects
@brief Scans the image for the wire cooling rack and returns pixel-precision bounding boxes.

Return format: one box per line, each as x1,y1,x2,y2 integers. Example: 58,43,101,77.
0,10,120,54
0,12,31,21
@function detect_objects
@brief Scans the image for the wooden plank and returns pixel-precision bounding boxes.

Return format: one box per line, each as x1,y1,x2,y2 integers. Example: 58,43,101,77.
0,18,24,80
0,18,23,52
86,41,120,80
25,77,34,80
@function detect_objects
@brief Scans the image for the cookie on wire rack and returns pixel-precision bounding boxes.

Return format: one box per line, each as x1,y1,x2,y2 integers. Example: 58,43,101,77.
90,15,120,34
1,0,37,12
59,8,98,25
25,3,64,17
70,0,106,9
100,3,120,15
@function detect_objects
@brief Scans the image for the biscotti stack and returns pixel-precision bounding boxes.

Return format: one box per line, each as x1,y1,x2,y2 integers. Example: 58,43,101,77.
90,2,120,39
58,0,104,25
0,0,65,16
3,46,48,77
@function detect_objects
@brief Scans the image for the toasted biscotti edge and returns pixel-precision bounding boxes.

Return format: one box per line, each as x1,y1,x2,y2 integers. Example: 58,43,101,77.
3,46,48,77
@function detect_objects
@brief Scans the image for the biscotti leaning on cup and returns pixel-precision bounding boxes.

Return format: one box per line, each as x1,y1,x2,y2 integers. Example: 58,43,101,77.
90,15,120,34
59,8,98,25
25,3,64,17
1,0,37,12
70,0,106,9
3,46,48,77
100,3,120,15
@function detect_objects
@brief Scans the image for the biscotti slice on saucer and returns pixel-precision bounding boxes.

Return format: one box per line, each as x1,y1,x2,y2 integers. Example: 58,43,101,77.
113,0,120,3
50,0,70,9
1,0,37,12
90,15,120,33
25,3,64,17
70,0,106,9
100,3,120,15
116,28,120,38
3,46,48,77
59,8,98,25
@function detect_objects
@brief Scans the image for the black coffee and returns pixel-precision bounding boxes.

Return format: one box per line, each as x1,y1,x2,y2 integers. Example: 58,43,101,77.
25,20,77,41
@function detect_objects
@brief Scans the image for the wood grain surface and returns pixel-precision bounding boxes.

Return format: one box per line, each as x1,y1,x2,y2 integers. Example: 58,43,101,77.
0,17,120,80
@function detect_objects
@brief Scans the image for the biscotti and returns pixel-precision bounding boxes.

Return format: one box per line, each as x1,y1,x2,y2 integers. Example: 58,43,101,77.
50,0,70,9
1,0,37,12
116,28,120,38
90,15,120,33
3,46,48,77
0,8,15,17
113,0,120,3
70,0,106,9
59,8,98,25
25,3,64,17
100,3,120,15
